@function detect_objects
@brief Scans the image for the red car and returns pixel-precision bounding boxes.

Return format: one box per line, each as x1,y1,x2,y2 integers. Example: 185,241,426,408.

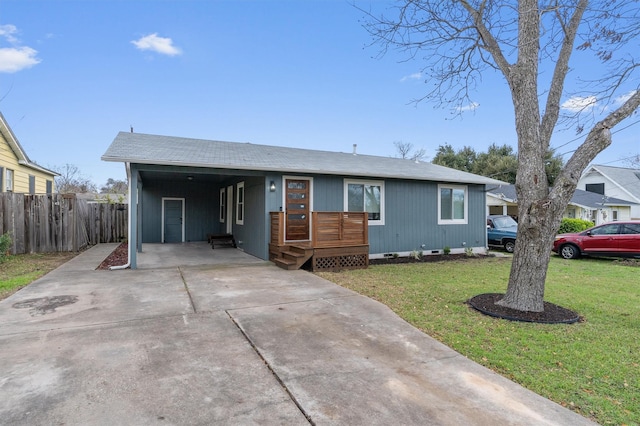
553,221,640,259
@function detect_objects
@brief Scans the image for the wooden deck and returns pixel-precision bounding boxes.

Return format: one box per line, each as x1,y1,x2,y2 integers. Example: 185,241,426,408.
269,211,369,271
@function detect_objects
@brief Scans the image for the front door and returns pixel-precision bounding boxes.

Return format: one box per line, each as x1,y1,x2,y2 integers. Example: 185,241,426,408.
163,198,184,243
285,178,310,241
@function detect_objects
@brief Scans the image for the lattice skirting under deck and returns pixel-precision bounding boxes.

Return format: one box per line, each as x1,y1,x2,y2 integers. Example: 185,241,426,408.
311,246,369,271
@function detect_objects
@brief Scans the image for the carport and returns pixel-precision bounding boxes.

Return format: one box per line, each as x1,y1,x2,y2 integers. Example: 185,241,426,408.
136,242,267,269
121,162,281,269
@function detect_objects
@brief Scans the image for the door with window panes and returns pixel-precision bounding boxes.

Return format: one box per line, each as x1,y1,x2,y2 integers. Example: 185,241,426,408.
285,179,310,241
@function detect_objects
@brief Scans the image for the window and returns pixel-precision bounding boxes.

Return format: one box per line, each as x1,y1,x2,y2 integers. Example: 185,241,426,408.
590,224,619,235
5,169,13,192
46,180,53,194
621,223,640,234
236,182,244,225
612,210,618,221
344,179,384,225
438,184,467,224
219,188,225,222
29,175,35,194
585,183,605,195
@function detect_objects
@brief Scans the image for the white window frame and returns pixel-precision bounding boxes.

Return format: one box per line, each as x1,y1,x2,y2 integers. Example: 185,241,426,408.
438,184,468,225
236,182,245,225
5,169,13,192
343,179,385,225
219,188,225,223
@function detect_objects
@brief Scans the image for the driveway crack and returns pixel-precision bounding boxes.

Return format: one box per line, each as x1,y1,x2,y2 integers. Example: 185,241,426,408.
225,310,314,425
178,267,197,314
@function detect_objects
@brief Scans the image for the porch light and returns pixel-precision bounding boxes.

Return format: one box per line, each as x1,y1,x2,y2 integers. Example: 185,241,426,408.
269,181,276,192
187,176,194,181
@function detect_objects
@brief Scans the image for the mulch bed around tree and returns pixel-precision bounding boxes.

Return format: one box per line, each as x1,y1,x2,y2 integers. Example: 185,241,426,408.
468,293,582,324
97,242,129,270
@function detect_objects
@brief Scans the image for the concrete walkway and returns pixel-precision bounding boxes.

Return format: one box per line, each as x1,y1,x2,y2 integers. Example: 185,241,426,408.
0,243,596,425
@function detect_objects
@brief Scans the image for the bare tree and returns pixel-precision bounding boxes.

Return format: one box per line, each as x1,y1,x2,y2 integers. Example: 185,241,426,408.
51,163,97,194
624,154,640,168
394,141,427,161
365,1,640,311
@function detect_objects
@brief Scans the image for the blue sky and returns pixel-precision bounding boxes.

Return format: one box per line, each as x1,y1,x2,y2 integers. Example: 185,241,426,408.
1,0,638,188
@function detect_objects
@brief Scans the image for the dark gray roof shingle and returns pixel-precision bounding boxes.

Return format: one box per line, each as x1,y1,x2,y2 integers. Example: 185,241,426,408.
488,184,636,208
102,132,507,185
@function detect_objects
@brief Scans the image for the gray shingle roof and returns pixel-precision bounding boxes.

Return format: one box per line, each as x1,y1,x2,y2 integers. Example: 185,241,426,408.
102,132,506,185
488,184,637,208
571,188,637,208
588,165,640,201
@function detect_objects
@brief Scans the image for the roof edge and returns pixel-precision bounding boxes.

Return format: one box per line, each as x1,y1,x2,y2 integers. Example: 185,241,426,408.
103,156,505,185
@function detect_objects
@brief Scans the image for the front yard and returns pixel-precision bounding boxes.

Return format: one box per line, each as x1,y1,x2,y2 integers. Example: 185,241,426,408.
0,252,78,300
317,255,639,425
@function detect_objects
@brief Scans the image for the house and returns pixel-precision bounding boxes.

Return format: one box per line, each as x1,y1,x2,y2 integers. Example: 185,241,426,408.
0,112,57,194
578,165,640,220
487,184,636,225
101,132,506,269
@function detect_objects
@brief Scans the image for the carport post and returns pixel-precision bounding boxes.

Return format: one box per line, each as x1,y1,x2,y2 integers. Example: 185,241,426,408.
128,164,139,269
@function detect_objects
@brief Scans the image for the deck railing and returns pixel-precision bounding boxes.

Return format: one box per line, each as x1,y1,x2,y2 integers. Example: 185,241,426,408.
269,211,368,248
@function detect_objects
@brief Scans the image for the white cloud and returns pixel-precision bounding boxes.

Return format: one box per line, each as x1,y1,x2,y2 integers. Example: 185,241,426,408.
0,24,41,73
613,90,637,106
0,24,19,43
0,47,41,72
455,102,480,112
131,33,182,56
561,96,597,113
400,72,422,82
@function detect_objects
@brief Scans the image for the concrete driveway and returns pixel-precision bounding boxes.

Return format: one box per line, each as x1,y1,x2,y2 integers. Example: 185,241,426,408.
0,243,595,425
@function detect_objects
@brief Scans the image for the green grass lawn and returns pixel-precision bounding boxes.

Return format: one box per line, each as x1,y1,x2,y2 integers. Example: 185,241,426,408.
0,252,78,300
317,255,639,425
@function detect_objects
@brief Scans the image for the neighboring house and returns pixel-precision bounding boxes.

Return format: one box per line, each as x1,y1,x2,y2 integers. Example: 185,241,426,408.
76,192,128,204
0,112,57,194
102,132,505,269
578,165,640,220
487,184,636,225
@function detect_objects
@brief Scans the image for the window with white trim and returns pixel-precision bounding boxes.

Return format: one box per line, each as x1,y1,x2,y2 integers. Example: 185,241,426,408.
438,184,468,224
5,169,13,192
219,188,225,222
236,182,244,225
344,179,384,225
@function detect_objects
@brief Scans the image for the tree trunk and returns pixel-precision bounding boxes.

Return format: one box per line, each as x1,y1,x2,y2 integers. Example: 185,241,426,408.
497,203,564,312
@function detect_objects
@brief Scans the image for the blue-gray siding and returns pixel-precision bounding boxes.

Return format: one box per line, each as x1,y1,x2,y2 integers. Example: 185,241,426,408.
229,176,267,259
141,179,221,243
310,176,487,254
133,164,487,262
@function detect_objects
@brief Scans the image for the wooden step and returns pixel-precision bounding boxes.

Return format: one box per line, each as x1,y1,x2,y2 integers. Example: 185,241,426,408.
272,244,314,270
282,250,306,260
273,257,299,270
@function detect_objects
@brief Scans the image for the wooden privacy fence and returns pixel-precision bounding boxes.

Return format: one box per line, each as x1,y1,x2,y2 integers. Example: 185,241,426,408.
0,193,128,254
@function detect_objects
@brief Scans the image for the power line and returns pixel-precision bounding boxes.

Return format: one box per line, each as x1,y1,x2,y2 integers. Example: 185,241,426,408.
552,118,640,152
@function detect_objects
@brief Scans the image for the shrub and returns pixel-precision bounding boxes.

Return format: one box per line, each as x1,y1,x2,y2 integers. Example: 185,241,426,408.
443,246,451,255
0,232,12,262
558,218,594,234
